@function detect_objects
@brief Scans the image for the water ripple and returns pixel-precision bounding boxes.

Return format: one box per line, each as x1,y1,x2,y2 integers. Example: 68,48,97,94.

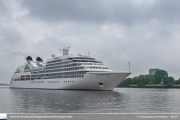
0,87,179,113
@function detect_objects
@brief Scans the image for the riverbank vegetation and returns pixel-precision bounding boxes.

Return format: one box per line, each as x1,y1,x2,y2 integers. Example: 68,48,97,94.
118,70,180,87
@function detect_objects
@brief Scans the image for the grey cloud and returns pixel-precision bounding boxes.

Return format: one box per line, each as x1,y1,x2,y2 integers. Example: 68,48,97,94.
1,0,180,83
0,26,23,49
0,45,37,57
21,0,180,25
6,51,37,58
147,0,180,22
22,0,109,23
0,0,9,16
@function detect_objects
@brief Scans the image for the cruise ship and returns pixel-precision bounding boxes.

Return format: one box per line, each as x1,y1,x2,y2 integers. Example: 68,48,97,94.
10,48,131,90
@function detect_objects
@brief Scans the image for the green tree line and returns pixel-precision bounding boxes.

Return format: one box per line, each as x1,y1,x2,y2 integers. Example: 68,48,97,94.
119,70,180,86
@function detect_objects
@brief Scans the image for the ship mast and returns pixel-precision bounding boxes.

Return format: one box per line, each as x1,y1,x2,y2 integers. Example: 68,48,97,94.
59,47,70,56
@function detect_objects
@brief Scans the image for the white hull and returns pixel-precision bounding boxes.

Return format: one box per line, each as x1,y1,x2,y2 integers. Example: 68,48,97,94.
10,72,130,91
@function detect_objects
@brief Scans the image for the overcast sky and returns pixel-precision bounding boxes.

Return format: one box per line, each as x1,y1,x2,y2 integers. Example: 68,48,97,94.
1,0,180,83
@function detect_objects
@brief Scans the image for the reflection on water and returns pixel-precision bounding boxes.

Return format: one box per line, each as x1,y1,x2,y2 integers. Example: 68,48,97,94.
0,87,180,113
9,89,122,113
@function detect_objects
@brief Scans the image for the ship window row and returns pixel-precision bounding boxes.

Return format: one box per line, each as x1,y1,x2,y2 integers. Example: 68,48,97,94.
12,75,84,81
90,67,108,69
32,75,84,80
46,66,83,71
24,68,43,72
32,71,86,77
47,58,96,65
30,81,44,83
73,58,95,60
12,79,20,81
47,59,71,64
32,67,84,74
32,74,85,78
83,63,102,65
47,61,72,66
47,57,95,64
47,60,61,64
46,63,81,68
47,60,100,66
20,79,30,80
73,60,100,63
46,61,101,68
12,78,31,81
47,80,77,83
64,81,74,83
48,81,59,83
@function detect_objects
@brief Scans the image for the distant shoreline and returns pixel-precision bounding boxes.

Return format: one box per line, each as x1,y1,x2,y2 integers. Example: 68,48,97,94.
0,83,9,86
117,85,180,88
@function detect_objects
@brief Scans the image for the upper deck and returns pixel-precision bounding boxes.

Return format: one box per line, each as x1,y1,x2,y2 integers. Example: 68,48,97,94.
11,48,113,81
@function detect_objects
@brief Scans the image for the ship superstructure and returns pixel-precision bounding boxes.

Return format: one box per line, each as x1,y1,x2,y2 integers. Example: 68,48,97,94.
10,48,131,90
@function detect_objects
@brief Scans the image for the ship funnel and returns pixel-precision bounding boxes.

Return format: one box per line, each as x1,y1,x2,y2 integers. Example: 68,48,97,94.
26,56,33,62
36,57,43,62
